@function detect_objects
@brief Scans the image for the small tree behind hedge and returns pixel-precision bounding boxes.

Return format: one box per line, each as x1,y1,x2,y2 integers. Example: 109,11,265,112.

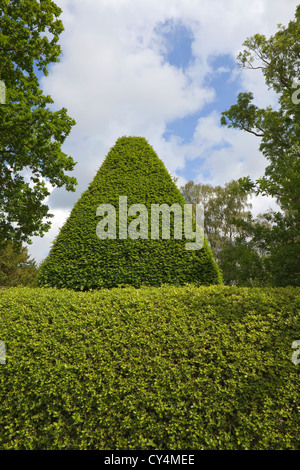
39,136,222,290
0,241,38,287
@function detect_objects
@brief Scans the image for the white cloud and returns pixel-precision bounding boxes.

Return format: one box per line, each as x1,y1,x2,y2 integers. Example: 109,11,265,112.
249,193,279,218
27,0,299,262
26,209,71,265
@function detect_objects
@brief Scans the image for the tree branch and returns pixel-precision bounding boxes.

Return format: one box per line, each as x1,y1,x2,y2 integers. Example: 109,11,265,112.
241,126,264,137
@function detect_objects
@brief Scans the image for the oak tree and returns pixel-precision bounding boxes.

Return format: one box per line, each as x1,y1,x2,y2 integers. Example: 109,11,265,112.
0,0,77,243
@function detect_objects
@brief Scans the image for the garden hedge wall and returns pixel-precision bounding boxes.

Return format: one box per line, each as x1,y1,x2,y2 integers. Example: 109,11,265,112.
0,285,299,449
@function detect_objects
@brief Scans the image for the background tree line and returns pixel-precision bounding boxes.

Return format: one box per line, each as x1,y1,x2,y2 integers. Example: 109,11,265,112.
180,179,274,286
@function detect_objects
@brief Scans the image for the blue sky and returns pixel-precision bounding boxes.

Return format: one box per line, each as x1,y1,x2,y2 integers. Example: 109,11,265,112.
26,0,300,263
163,46,240,181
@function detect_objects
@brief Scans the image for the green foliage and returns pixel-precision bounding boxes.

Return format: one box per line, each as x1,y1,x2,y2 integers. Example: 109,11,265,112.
181,179,253,251
220,5,300,286
0,285,299,450
217,236,269,287
180,179,267,286
246,209,300,287
0,241,38,287
0,0,77,243
39,136,221,290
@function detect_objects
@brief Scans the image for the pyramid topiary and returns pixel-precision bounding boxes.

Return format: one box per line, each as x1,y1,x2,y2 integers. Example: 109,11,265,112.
39,136,222,290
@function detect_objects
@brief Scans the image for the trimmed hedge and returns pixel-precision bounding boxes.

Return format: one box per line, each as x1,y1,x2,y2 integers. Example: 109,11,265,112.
0,285,299,450
38,136,221,290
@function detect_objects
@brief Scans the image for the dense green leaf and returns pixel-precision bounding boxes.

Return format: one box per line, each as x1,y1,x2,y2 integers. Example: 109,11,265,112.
0,284,299,449
0,0,77,242
39,136,221,290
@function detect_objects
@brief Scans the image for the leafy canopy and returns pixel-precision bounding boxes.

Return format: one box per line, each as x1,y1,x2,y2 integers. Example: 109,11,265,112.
221,5,300,286
0,0,77,243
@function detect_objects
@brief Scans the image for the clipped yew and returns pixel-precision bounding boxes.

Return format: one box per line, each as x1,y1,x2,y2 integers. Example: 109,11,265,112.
0,285,299,449
39,136,222,290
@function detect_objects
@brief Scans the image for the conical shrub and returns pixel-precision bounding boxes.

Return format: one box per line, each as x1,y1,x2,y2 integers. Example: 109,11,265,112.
39,136,222,290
